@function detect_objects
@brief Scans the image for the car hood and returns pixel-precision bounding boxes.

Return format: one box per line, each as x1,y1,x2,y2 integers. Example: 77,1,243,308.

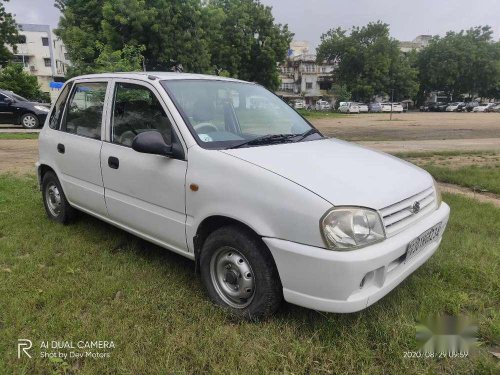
221,138,433,209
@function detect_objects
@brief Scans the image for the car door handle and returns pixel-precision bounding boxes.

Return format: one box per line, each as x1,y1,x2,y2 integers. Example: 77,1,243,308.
57,143,65,154
108,156,119,169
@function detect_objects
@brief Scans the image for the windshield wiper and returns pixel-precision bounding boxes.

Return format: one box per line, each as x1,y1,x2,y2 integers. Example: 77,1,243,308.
228,134,297,149
294,128,322,142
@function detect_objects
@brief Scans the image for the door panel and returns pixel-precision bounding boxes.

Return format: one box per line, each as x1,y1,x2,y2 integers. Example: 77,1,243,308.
56,132,107,216
101,142,187,252
56,81,108,216
101,80,188,253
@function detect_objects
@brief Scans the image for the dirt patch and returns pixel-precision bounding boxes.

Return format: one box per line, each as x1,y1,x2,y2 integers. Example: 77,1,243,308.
359,138,500,154
404,152,500,169
439,182,500,208
0,139,38,175
312,112,500,141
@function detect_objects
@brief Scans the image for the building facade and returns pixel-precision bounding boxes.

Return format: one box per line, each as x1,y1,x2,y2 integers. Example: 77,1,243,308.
276,41,335,106
7,24,70,102
399,35,432,53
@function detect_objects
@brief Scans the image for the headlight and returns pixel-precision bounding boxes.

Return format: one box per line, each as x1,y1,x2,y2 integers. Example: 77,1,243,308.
433,179,442,208
34,105,50,112
320,207,386,250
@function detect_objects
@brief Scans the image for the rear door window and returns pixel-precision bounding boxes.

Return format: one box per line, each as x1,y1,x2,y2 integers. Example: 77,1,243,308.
48,82,72,129
62,82,107,140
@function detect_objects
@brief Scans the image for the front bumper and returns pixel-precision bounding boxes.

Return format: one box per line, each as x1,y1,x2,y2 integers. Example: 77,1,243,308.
264,202,450,313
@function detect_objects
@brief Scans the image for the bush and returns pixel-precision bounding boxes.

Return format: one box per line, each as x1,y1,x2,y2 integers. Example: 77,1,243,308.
0,63,44,100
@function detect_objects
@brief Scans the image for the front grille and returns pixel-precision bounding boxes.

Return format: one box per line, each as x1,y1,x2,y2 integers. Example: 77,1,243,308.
380,186,436,237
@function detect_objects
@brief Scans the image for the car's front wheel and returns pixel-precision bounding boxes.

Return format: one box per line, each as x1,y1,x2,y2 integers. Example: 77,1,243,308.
20,113,39,129
200,226,282,320
42,171,75,224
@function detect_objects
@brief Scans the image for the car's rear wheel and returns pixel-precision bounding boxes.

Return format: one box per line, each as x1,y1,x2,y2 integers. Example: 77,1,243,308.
21,113,39,129
42,171,75,224
200,226,282,320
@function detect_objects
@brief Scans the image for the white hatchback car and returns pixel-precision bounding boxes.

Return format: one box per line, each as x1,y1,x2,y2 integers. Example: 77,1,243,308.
38,73,450,319
338,102,360,113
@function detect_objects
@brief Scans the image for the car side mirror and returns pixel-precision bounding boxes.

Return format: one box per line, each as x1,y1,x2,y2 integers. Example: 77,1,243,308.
132,131,173,157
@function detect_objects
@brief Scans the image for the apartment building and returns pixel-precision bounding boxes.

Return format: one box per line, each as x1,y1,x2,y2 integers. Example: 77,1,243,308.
7,24,70,102
277,41,335,106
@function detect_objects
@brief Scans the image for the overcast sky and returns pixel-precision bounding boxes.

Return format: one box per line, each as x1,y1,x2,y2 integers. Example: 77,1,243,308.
6,0,500,48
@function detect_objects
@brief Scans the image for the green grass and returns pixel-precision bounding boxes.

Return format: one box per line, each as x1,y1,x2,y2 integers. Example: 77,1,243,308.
297,109,348,119
424,165,500,195
392,150,497,159
0,174,499,374
0,133,39,140
393,151,500,195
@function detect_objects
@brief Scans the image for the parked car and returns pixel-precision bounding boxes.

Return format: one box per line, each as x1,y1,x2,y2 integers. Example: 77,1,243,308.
315,99,331,111
338,102,360,113
357,103,369,113
381,103,404,113
0,89,50,128
484,103,500,113
292,99,306,110
369,102,382,113
473,103,496,112
445,102,465,112
38,73,449,319
466,101,479,112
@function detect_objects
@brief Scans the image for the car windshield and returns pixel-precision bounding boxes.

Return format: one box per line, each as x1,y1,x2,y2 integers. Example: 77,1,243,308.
161,79,318,149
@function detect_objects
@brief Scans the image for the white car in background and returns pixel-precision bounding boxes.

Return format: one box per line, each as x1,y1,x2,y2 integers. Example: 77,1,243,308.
293,99,306,110
315,100,331,111
338,102,360,113
37,72,449,319
473,103,495,112
381,103,404,113
445,102,464,112
357,103,369,113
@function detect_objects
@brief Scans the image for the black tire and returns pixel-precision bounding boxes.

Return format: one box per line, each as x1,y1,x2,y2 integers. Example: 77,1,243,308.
42,171,76,224
200,225,282,320
20,113,40,129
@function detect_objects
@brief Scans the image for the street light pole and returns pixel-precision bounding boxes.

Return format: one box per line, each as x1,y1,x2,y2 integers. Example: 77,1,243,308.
390,88,394,121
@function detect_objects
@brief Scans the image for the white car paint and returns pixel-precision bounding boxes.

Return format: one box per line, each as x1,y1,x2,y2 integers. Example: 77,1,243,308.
338,102,360,113
473,103,495,112
315,100,331,111
381,103,404,112
357,103,369,113
38,72,449,313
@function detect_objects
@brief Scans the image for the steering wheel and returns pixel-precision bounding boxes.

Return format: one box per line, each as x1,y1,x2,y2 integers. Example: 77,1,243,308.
194,123,218,133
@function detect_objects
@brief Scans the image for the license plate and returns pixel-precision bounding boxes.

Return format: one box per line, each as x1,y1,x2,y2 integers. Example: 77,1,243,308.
405,223,442,261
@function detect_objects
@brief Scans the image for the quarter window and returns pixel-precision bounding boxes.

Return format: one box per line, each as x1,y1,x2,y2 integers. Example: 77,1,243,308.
112,82,172,147
63,82,107,140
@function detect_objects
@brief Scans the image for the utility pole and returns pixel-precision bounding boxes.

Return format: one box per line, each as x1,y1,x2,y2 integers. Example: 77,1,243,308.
390,88,394,121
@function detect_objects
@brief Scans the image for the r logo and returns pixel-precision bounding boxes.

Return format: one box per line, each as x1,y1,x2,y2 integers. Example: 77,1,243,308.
17,339,32,358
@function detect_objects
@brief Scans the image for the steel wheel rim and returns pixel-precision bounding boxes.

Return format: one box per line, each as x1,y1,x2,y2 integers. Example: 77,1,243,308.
45,183,62,217
210,246,255,309
23,115,37,128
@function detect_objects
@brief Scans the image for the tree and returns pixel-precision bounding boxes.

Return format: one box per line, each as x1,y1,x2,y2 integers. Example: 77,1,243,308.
316,22,419,101
55,0,292,89
207,0,293,89
0,63,42,99
416,26,500,100
0,0,19,66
